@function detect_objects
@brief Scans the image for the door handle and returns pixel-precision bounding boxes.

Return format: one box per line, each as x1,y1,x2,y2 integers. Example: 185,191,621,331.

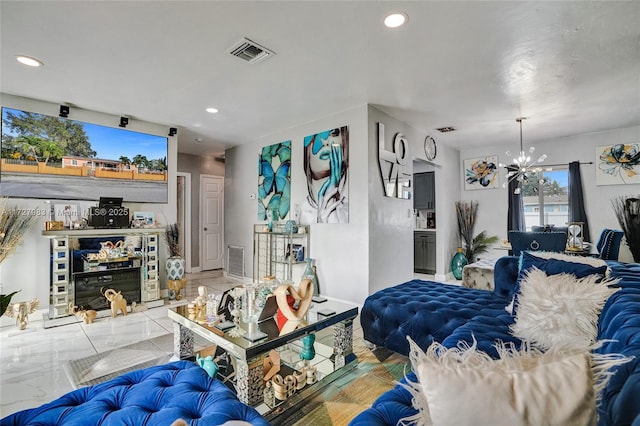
204,227,208,231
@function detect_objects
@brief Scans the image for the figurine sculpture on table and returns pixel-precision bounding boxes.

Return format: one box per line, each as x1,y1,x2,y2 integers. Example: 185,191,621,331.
274,278,314,325
227,301,245,337
102,288,127,317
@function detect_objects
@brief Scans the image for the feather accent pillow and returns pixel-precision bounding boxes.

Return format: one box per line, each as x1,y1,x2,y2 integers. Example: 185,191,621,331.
510,268,619,351
505,252,609,315
401,338,630,426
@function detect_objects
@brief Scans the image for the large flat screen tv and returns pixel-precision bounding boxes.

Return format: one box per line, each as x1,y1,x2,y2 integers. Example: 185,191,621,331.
1,107,168,203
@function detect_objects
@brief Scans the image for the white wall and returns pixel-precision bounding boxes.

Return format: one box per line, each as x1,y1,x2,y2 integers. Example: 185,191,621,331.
459,125,640,262
225,105,369,304
0,94,177,325
366,107,414,294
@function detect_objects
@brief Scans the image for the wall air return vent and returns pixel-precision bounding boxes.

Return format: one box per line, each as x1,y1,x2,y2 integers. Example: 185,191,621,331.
227,37,275,64
227,245,245,279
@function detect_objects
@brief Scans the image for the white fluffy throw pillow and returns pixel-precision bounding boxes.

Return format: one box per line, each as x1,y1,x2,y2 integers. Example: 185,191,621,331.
401,338,630,426
510,268,619,351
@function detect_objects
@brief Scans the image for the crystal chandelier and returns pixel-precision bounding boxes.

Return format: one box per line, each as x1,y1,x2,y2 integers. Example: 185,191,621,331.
500,117,547,194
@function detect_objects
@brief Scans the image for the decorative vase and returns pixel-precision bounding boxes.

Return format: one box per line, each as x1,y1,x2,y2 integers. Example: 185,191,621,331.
285,220,298,234
241,284,260,323
302,258,319,296
300,333,316,361
166,256,185,280
451,247,468,280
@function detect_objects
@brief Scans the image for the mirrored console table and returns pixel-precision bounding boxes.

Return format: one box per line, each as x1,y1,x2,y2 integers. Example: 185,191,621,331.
42,228,164,325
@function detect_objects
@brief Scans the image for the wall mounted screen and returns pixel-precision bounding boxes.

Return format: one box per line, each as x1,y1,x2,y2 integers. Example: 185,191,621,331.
1,107,168,203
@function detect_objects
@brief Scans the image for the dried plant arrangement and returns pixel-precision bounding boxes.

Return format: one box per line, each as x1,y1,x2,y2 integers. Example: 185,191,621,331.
611,195,640,262
0,197,39,264
165,223,182,258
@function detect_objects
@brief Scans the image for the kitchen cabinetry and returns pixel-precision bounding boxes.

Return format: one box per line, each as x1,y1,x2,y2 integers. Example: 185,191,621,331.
253,224,310,283
413,172,435,210
414,231,436,274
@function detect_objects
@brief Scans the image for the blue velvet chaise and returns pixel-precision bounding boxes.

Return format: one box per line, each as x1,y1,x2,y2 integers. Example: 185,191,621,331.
353,257,640,426
1,360,269,425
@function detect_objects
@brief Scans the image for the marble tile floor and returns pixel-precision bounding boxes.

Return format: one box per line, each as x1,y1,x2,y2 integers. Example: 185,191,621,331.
0,270,242,418
0,270,368,422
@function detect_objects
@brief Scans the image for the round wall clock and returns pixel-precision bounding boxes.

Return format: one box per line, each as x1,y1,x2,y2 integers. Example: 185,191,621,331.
424,135,437,160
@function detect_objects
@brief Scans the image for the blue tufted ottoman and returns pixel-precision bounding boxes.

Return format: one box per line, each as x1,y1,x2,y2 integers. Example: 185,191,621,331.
1,360,269,426
360,279,513,356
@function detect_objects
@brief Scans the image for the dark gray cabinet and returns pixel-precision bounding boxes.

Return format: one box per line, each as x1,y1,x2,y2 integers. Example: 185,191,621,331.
414,231,436,274
413,172,435,210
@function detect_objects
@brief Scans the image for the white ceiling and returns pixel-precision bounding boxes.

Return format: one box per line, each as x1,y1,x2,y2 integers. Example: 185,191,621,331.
1,1,639,157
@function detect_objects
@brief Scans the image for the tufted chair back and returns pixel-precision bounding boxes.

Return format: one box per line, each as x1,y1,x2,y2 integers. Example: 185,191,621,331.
595,229,624,260
508,231,567,257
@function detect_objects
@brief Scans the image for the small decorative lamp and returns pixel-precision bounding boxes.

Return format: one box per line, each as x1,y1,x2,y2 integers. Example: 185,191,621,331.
567,222,584,251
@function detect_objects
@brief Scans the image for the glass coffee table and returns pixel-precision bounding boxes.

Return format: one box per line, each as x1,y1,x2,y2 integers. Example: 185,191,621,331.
168,298,358,410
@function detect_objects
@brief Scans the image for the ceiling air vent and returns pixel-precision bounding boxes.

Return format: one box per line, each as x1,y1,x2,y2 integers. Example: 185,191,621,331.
436,126,456,133
227,37,275,64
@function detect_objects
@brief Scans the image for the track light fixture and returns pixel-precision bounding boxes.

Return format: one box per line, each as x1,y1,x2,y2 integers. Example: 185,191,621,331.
119,117,129,128
59,105,69,118
168,127,177,137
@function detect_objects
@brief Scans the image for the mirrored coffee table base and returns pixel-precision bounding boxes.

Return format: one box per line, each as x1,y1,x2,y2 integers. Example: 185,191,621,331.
168,299,358,408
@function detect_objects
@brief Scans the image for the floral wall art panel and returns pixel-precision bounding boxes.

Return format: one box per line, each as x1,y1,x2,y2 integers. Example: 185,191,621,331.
301,126,349,224
464,155,499,190
596,144,640,186
258,140,291,220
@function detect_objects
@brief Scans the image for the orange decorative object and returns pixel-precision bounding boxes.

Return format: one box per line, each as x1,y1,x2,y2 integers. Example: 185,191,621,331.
275,294,296,329
274,279,314,327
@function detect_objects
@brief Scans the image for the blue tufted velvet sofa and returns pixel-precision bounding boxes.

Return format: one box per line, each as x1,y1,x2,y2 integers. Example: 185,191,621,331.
1,360,269,426
353,257,640,426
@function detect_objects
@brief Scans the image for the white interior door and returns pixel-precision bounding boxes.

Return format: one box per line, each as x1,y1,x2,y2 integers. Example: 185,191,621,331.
200,175,224,270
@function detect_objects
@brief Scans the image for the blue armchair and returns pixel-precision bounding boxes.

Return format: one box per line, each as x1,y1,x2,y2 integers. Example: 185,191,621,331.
508,231,567,256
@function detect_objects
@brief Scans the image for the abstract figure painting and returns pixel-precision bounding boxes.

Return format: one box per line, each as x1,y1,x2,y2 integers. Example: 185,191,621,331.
301,126,349,224
258,141,291,221
596,144,640,185
464,155,499,190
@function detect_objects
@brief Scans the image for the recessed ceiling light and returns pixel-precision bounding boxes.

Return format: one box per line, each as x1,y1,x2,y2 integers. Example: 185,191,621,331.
16,55,43,67
384,12,408,28
206,107,219,114
195,138,204,143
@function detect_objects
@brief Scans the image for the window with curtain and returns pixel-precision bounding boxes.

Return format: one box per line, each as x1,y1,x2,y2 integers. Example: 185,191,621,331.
521,169,569,231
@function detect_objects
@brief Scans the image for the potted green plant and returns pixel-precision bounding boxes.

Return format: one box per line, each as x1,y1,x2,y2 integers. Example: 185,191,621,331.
455,200,499,263
1,290,20,315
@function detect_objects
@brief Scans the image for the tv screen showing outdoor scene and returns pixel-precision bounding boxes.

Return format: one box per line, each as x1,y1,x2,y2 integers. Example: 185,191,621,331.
0,107,168,203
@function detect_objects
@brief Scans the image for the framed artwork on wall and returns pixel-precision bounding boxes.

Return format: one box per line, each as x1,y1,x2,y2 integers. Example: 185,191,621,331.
463,155,499,190
595,144,640,185
258,140,291,221
301,126,349,224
